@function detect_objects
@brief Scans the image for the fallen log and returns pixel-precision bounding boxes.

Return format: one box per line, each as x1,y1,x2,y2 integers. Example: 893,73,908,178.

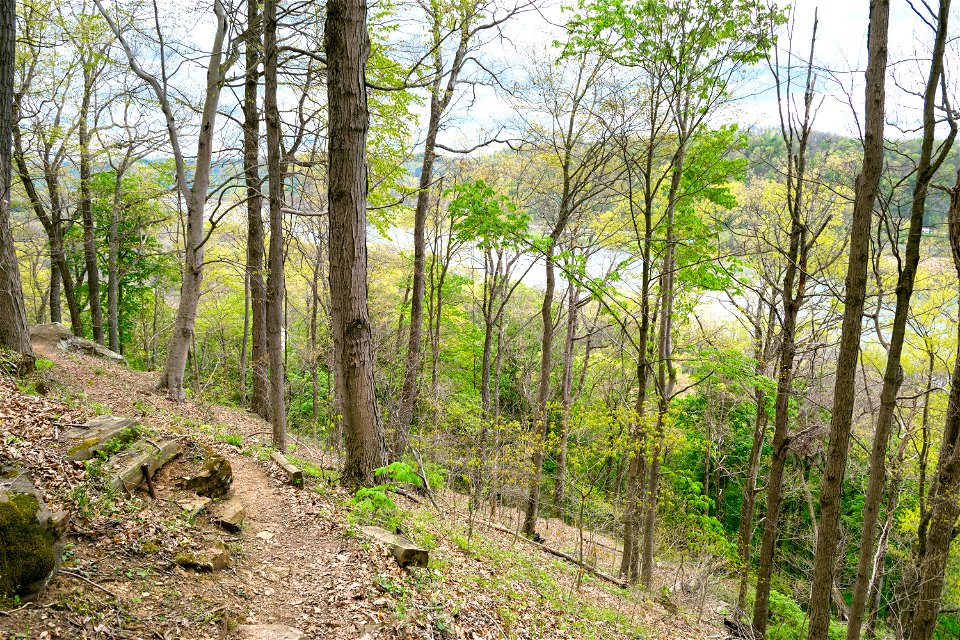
360,525,429,568
106,439,182,494
270,451,303,487
479,518,627,588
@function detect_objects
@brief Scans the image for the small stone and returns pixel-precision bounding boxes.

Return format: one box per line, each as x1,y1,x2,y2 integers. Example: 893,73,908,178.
173,540,231,571
177,494,212,518
211,496,245,531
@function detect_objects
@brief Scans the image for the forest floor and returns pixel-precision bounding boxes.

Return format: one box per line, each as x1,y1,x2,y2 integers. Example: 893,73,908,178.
0,344,730,639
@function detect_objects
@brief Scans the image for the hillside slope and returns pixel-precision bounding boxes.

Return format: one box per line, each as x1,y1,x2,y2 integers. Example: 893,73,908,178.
1,345,724,639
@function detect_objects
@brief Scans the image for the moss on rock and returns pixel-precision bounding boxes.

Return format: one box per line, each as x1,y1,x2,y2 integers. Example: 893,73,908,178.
0,471,65,599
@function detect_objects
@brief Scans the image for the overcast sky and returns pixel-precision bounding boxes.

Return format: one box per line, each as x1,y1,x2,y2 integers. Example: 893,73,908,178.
447,0,951,146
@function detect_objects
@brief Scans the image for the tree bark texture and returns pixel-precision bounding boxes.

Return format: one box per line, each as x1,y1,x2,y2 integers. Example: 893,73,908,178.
807,2,889,636
0,0,34,361
244,0,271,421
846,4,951,638
326,0,388,486
263,0,287,450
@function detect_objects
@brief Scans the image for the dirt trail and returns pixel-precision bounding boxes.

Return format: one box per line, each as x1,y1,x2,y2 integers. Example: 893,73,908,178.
2,346,721,639
2,346,399,639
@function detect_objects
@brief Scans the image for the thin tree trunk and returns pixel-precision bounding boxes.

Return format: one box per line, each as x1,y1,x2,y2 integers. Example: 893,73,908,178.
310,245,321,425
847,5,951,638
243,0,270,420
0,0,33,363
753,19,819,634
326,0,387,486
49,257,60,323
807,1,889,634
554,278,578,511
79,64,104,345
522,237,558,538
263,0,286,450
240,271,249,403
621,153,653,584
908,170,960,640
107,167,122,352
640,154,684,588
395,28,470,453
737,298,774,610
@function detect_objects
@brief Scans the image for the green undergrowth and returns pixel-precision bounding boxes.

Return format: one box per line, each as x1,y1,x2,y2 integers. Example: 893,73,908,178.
354,487,651,639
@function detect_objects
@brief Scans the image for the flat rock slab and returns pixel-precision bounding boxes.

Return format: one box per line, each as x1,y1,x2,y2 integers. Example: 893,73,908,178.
234,624,304,640
63,416,140,461
177,494,212,518
360,525,429,568
106,438,182,494
30,322,125,364
174,540,231,571
211,496,245,531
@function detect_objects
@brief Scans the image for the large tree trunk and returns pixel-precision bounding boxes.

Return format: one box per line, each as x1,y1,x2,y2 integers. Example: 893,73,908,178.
243,0,270,421
263,0,286,450
79,64,104,345
846,5,951,638
0,0,33,363
326,0,387,486
807,2,889,636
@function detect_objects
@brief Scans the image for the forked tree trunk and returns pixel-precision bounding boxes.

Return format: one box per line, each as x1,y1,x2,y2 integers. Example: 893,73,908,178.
11,125,83,336
0,0,33,363
243,0,270,421
263,0,286,450
846,4,951,638
326,0,387,486
96,0,228,402
753,20,819,635
807,2,889,635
